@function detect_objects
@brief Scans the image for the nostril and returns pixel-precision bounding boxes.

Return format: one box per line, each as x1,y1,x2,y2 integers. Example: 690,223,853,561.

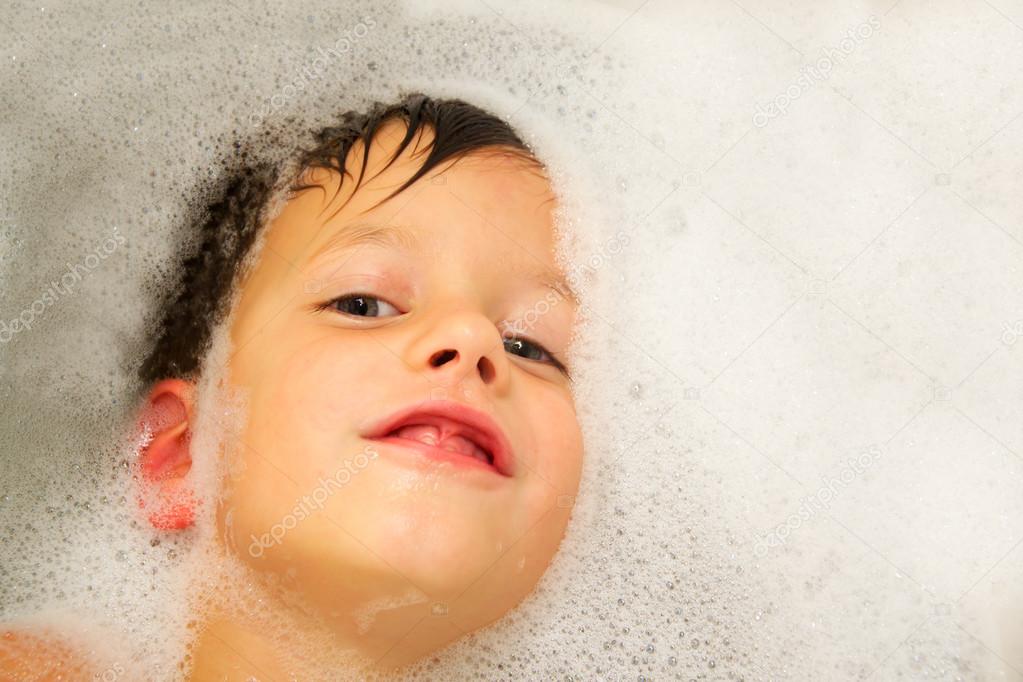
429,349,458,367
477,356,495,383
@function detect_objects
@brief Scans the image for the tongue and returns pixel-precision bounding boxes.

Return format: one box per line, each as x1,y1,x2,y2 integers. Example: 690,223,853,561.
392,424,491,463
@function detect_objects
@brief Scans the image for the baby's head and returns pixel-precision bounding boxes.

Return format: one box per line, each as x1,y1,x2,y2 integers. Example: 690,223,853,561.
135,94,583,668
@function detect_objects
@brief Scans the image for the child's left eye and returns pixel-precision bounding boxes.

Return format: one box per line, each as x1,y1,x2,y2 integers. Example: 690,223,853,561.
504,336,569,376
323,294,402,318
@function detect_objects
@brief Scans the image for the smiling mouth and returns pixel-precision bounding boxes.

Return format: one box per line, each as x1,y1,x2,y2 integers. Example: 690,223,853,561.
362,402,515,477
385,423,494,466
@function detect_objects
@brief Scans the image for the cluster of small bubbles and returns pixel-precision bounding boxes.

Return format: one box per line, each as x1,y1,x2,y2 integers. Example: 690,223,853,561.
0,0,886,680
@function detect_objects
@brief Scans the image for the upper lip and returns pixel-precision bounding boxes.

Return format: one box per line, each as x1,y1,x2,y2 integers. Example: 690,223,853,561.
361,401,515,477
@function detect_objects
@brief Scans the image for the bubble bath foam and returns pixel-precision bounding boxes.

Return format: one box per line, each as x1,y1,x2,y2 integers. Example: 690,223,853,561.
1,1,1021,679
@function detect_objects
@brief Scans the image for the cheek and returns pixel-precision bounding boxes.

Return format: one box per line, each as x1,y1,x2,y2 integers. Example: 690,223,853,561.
221,336,382,532
251,334,381,470
526,391,583,496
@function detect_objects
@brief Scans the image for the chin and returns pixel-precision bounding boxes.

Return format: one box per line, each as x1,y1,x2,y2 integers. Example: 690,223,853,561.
361,505,503,596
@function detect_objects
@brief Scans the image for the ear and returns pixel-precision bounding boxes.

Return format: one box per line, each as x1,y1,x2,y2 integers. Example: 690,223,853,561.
136,378,197,530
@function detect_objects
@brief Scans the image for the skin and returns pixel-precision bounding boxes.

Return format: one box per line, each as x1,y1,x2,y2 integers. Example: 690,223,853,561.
0,120,584,680
0,630,92,680
189,121,584,677
0,620,131,680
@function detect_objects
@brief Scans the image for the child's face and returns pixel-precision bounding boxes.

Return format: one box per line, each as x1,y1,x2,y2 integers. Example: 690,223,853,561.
220,122,583,660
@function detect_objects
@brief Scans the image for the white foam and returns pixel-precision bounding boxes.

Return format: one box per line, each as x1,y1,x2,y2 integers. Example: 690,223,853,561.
2,1,1018,679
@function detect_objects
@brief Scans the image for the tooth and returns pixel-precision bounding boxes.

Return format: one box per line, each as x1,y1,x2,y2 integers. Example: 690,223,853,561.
392,426,492,466
396,424,440,445
455,435,480,456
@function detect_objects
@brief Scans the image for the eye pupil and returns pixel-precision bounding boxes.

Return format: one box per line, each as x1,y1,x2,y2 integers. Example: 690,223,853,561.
504,336,544,361
501,336,569,376
337,296,379,317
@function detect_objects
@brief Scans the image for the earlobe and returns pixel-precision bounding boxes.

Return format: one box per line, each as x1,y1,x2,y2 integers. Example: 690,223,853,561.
136,379,197,531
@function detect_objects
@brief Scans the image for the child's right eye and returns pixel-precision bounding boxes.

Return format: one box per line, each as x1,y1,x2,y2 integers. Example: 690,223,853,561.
320,294,402,318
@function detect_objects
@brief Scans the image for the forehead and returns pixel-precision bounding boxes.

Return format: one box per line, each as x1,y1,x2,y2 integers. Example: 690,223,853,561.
299,117,551,219
260,120,573,299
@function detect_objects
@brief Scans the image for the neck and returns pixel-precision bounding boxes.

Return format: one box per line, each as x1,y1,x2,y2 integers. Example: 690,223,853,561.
185,588,458,679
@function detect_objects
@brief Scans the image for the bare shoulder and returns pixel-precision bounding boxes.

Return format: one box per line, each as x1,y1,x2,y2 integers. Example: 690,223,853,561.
0,627,102,681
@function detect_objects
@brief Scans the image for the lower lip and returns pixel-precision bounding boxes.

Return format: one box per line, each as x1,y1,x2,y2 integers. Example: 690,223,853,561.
369,437,510,479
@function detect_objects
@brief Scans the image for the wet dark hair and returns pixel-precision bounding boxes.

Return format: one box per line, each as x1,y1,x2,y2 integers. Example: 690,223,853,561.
137,92,539,388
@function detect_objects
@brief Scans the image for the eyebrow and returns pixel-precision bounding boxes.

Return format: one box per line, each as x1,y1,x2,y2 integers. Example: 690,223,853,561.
307,223,421,266
528,262,579,305
307,222,579,304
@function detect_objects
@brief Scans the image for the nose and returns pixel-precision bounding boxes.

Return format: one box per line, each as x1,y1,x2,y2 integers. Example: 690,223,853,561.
406,308,511,392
